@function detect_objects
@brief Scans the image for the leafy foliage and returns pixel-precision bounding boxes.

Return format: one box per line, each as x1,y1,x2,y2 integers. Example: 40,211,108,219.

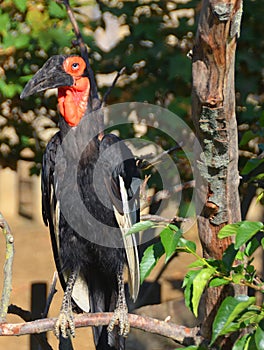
0,2,263,347
0,0,78,171
136,219,264,349
1,0,263,215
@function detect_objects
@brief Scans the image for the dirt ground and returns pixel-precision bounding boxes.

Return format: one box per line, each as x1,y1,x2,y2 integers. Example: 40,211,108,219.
0,201,263,350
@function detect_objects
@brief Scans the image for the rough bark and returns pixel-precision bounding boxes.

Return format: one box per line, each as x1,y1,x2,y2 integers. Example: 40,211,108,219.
191,0,245,344
1,311,203,347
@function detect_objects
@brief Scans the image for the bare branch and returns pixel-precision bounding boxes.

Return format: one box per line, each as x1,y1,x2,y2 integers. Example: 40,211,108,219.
8,304,53,350
137,144,183,170
102,67,126,106
8,304,32,322
141,214,189,223
0,212,14,323
141,180,195,211
0,312,202,346
43,272,58,319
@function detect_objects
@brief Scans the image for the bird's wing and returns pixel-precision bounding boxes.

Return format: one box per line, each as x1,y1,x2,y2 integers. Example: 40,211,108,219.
42,132,89,312
100,134,140,301
42,132,65,286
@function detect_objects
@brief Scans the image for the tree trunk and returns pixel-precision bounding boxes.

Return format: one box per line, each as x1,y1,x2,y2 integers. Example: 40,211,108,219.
191,0,245,346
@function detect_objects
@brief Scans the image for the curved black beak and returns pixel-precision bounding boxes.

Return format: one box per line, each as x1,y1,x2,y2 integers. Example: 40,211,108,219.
20,55,74,99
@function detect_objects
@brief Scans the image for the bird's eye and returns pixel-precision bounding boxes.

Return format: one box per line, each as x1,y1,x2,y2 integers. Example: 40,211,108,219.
72,62,79,70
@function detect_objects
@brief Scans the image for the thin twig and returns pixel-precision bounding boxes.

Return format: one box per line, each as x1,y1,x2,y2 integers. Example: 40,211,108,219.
0,312,202,346
42,272,58,319
8,304,32,322
0,212,14,323
102,67,126,106
136,144,183,170
141,180,195,211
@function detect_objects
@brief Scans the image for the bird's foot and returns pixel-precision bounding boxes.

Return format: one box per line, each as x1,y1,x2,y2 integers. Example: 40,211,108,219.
107,304,130,337
54,307,75,339
54,269,78,339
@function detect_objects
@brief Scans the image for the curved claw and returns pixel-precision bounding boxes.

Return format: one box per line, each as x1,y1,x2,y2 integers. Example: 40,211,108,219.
54,309,75,339
107,305,130,337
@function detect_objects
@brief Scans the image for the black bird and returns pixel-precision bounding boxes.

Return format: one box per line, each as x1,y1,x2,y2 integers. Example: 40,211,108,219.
21,55,140,349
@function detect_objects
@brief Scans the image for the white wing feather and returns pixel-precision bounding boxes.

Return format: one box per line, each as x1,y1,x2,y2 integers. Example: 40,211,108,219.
113,176,140,301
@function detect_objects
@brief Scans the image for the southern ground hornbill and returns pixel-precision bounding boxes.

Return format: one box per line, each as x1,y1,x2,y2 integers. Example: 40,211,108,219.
21,55,140,349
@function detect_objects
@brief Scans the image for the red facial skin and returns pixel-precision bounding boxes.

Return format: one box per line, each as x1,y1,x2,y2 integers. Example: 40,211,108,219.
58,56,90,127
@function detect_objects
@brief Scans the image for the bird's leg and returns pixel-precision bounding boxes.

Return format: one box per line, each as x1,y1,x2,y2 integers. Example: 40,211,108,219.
55,269,79,339
107,271,130,337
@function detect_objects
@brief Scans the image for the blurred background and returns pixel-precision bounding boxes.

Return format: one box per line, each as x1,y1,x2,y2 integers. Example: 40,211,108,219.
0,0,263,349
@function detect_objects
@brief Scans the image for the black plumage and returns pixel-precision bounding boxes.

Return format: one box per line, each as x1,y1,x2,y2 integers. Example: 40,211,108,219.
21,56,140,349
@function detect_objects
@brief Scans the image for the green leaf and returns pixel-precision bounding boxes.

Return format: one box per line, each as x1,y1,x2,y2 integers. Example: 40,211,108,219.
238,309,263,326
218,222,241,239
250,173,264,182
126,220,155,235
245,265,255,274
168,223,179,232
0,13,10,34
236,250,245,261
13,0,27,13
239,130,257,146
261,237,264,250
255,319,264,350
21,136,31,146
222,243,238,272
235,221,263,249
232,273,244,284
245,238,260,257
256,191,264,203
211,295,256,345
11,34,30,49
160,227,182,263
139,241,164,283
248,334,258,350
192,267,216,317
188,260,205,268
209,277,230,287
177,237,196,253
48,2,66,19
233,334,251,350
183,270,200,313
241,158,264,175
0,80,21,98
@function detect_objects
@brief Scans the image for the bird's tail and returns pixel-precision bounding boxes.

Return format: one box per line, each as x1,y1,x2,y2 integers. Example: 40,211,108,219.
87,271,125,350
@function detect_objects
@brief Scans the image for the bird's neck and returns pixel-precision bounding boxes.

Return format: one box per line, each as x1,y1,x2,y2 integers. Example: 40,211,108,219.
58,77,90,127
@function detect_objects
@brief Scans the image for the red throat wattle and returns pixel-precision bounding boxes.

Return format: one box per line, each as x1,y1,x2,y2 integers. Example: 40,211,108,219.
58,56,90,127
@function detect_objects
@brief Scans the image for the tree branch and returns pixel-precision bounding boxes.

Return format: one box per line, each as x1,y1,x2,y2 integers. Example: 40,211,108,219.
102,67,126,106
8,304,54,350
141,180,195,211
0,212,14,323
141,214,189,223
0,312,202,346
136,145,183,170
43,272,58,319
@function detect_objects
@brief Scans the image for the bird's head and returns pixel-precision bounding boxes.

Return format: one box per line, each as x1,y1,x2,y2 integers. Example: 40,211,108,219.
21,55,90,127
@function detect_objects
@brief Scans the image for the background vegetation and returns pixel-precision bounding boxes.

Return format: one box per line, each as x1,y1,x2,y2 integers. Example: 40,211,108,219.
1,0,263,217
0,1,264,348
